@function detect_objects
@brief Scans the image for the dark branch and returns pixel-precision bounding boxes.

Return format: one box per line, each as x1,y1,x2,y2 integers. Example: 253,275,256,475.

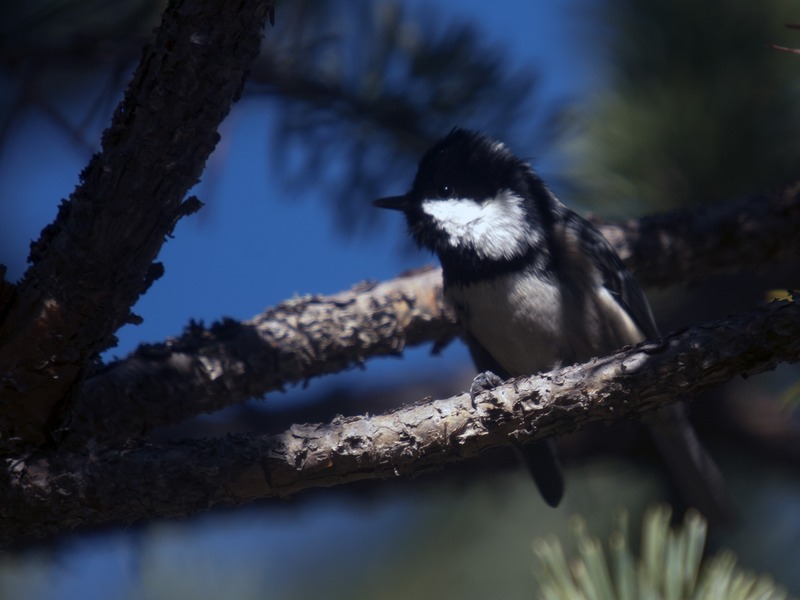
4,297,799,546
0,0,273,451
68,184,800,445
594,181,800,287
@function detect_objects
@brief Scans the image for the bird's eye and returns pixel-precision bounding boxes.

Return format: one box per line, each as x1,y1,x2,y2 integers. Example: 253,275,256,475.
437,184,454,198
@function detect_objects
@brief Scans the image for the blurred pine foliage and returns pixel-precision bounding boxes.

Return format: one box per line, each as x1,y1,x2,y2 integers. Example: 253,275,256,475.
534,506,794,600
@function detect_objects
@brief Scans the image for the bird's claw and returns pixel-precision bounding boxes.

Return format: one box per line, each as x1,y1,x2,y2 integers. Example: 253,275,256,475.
469,370,504,405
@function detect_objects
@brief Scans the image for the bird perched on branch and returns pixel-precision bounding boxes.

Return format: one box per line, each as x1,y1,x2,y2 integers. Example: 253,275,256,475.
373,128,730,520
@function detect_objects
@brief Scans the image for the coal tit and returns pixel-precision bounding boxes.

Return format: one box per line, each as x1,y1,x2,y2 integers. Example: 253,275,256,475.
373,128,729,516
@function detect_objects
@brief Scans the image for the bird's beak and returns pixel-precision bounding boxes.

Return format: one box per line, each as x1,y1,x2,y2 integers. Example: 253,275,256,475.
372,195,411,211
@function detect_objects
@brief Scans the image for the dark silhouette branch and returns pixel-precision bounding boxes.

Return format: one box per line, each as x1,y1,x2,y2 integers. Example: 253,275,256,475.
4,297,799,546
593,182,800,288
68,184,800,445
0,0,273,452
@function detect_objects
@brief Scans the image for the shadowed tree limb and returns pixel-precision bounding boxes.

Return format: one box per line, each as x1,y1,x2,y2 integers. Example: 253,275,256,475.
5,297,798,546
68,183,800,445
592,182,800,288
0,0,274,453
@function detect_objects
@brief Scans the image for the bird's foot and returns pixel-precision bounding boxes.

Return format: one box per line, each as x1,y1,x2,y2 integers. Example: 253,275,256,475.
469,370,504,405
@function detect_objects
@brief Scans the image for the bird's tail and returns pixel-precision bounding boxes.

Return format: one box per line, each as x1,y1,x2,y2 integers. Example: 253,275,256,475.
644,403,734,525
514,439,565,508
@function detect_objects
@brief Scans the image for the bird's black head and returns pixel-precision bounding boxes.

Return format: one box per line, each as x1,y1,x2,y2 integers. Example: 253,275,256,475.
374,128,557,275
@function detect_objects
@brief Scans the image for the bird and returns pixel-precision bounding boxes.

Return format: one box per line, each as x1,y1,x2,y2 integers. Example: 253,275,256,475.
372,127,730,518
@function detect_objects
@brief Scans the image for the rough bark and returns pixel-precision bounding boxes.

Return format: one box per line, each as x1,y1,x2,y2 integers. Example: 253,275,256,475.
3,297,798,546
67,268,456,444
0,0,273,452
68,184,800,446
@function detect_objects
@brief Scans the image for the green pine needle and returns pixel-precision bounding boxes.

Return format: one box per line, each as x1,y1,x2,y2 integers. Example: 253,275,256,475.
533,506,794,600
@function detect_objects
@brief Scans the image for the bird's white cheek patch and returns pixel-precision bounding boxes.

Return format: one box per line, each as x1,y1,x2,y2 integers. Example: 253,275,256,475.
421,191,532,260
421,198,485,237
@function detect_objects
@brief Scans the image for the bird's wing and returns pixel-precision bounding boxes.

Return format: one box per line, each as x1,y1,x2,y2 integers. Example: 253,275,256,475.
567,212,661,341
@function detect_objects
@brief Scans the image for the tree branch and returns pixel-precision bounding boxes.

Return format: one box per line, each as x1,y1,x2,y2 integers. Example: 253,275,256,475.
593,181,800,287
69,184,800,445
4,297,798,546
67,268,456,443
0,0,273,451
